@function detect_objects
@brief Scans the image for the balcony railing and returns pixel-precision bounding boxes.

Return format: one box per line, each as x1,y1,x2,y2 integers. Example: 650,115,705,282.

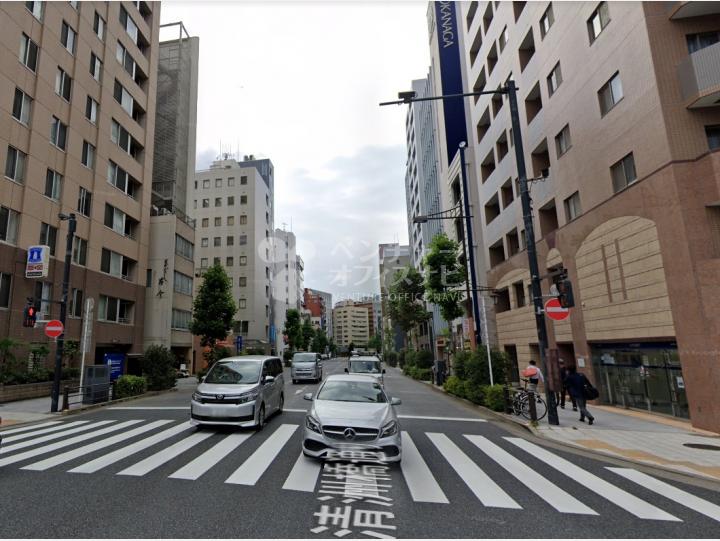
677,40,720,108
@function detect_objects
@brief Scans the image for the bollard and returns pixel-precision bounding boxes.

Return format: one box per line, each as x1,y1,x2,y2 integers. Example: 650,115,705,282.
528,390,538,422
62,386,70,411
503,386,512,414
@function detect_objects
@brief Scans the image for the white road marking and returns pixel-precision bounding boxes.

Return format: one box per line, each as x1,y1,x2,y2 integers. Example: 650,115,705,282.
0,421,63,435
67,421,194,473
608,467,720,523
225,424,298,485
0,420,140,468
107,407,190,410
169,432,253,480
505,438,681,521
466,435,597,515
294,389,304,395
1,421,107,453
427,432,520,508
284,408,308,413
21,420,171,471
398,415,486,422
283,452,322,492
1,421,90,445
117,430,214,476
400,432,449,504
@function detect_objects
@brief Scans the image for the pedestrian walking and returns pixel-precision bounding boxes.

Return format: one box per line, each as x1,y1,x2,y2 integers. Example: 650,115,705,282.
557,359,577,411
564,365,596,425
521,360,544,394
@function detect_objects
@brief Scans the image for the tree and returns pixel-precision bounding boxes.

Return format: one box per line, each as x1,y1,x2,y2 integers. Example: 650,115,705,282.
311,328,328,354
283,309,303,352
63,340,80,367
367,333,382,352
301,319,315,351
387,265,430,349
189,264,236,363
142,344,177,391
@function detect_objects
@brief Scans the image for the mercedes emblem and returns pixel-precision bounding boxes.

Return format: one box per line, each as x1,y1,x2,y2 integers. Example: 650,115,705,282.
343,428,356,441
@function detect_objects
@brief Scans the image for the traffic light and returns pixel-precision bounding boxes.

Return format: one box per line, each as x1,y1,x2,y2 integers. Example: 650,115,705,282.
23,303,37,327
556,277,575,308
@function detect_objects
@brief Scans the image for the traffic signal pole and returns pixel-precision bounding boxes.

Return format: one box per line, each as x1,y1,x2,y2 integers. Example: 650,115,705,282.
51,213,76,413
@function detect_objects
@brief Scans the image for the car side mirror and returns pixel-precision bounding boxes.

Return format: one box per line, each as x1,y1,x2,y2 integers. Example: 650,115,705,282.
303,392,313,401
390,397,402,406
344,368,348,373
264,375,275,384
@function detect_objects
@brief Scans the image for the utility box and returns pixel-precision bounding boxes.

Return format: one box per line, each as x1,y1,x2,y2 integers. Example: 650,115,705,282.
82,365,111,404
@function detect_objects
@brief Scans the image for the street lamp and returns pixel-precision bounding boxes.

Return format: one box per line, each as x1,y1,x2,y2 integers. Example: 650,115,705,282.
380,81,560,425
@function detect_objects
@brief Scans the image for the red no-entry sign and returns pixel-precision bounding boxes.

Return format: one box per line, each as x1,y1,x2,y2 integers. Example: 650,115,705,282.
544,298,570,321
45,319,64,338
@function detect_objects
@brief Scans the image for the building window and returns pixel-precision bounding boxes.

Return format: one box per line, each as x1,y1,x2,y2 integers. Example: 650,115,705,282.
26,2,43,21
107,161,138,198
173,271,193,296
104,204,135,238
50,116,68,150
98,295,133,324
12,88,32,125
5,146,26,184
240,215,248,225
86,96,99,124
546,62,562,96
228,177,235,186
555,124,572,158
240,195,248,204
0,272,12,309
215,197,222,207
82,141,96,168
201,237,208,247
564,191,582,221
201,218,209,227
200,258,208,268
116,42,138,80
707,125,720,150
35,282,53,319
101,248,135,280
239,299,247,309
226,257,234,267
171,309,192,330
90,53,103,81
214,217,221,227
202,199,209,208
78,187,92,217
215,178,222,187
61,21,77,54
228,196,235,206
94,12,106,40
239,277,247,287
55,68,72,102
202,179,210,189
0,206,19,245
214,237,221,247
213,257,220,266
175,234,194,260
598,72,623,116
227,235,234,246
111,119,142,159
240,176,248,185
239,234,248,246
119,6,139,45
686,31,720,54
239,256,247,266
69,288,84,318
587,2,610,44
227,216,235,226
540,3,554,38
39,223,58,256
72,236,87,266
193,200,197,209
44,169,63,201
513,281,526,308
19,33,39,72
611,153,637,193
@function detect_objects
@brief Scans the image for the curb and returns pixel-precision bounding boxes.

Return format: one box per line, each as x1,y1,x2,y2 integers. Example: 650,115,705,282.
60,387,179,416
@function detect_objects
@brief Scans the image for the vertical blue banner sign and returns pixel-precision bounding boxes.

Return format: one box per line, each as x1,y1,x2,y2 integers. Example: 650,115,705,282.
104,353,125,382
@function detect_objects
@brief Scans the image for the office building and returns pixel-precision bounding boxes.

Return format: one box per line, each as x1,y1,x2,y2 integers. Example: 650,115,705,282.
377,243,411,351
272,228,299,354
332,300,370,351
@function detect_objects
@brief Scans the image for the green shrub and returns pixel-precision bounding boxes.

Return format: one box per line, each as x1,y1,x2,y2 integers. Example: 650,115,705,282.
142,345,177,391
404,350,417,368
464,380,485,404
114,375,147,399
482,384,506,412
398,350,406,367
61,367,80,380
413,368,432,381
403,365,416,378
443,375,463,397
415,350,434,369
452,350,470,380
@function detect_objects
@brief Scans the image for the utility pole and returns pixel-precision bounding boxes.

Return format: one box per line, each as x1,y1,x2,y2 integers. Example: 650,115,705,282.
51,213,76,413
507,80,559,425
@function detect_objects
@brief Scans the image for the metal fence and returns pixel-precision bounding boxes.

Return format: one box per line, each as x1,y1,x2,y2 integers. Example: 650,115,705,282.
62,382,115,411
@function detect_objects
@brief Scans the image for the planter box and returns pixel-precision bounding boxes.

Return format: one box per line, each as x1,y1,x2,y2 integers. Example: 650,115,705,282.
0,379,79,404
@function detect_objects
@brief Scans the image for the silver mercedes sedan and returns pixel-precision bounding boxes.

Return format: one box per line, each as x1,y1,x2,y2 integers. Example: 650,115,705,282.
302,374,402,462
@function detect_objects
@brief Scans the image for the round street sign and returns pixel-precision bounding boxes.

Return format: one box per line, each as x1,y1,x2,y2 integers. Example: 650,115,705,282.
544,298,570,321
45,319,64,338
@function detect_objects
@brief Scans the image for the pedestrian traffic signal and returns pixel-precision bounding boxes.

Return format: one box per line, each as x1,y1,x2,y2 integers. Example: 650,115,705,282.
556,278,575,308
23,304,37,327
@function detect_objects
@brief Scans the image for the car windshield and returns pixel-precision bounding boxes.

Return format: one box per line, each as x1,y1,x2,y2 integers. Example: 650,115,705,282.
293,353,317,364
349,360,381,374
204,361,261,384
316,380,387,403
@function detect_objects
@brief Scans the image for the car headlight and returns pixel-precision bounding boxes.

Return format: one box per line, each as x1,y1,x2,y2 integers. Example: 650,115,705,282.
380,420,398,438
237,389,260,403
306,415,322,434
192,392,203,402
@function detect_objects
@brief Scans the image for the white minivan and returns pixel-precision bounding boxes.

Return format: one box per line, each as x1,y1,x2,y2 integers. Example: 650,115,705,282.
291,352,323,383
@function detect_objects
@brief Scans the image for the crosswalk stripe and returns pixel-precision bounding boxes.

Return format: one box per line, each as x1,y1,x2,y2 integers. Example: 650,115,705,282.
282,453,322,492
505,438,681,521
0,421,63,436
466,435,597,515
21,420,171,472
169,432,253,480
1,421,111,454
607,467,720,523
117,430,214,477
225,424,298,485
400,432,448,504
0,420,140,468
427,432,520,509
1,421,90,445
66,421,193,474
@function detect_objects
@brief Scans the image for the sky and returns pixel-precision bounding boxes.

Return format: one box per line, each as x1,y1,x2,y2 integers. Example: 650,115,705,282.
159,1,430,302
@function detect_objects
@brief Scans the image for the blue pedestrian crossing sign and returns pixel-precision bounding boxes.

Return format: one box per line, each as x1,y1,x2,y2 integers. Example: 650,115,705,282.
26,245,50,278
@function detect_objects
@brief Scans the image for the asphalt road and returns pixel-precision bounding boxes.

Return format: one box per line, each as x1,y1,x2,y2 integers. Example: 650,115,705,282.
1,357,719,538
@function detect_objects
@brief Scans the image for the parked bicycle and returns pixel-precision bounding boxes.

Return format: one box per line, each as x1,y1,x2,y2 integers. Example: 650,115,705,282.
512,378,548,421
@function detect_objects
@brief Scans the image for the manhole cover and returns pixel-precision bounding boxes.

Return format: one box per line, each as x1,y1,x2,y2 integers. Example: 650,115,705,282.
683,443,720,451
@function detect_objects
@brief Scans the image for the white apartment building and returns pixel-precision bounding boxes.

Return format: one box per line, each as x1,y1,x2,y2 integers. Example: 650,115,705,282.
333,300,370,351
190,157,275,350
272,227,300,354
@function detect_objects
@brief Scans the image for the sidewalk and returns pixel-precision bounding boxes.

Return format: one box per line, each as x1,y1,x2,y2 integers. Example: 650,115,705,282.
530,402,720,482
0,396,58,426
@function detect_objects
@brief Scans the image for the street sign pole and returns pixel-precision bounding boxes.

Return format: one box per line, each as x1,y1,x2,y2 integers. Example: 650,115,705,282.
51,213,76,413
79,297,94,390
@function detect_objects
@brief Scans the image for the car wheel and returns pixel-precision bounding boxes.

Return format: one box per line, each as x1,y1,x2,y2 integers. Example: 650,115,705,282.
278,393,284,414
256,404,266,431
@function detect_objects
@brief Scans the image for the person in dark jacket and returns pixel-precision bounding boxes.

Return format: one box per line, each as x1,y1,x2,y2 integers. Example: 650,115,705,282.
564,365,595,424
557,359,577,411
